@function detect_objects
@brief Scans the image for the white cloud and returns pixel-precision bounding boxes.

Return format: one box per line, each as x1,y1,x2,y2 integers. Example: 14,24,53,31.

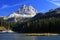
47,0,60,6
0,4,21,9
0,5,9,9
11,4,22,7
0,0,31,9
51,0,60,1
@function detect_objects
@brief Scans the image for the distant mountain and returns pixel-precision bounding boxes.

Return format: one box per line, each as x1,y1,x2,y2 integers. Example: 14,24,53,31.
3,5,37,22
31,8,60,21
45,7,60,18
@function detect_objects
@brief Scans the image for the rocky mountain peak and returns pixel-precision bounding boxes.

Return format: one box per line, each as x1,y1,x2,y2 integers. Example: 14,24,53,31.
3,4,37,22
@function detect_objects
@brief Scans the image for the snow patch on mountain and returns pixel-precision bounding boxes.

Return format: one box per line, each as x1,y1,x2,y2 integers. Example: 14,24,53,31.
3,4,37,22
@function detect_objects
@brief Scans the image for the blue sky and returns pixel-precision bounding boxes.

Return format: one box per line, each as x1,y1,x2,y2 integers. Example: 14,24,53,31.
0,0,60,16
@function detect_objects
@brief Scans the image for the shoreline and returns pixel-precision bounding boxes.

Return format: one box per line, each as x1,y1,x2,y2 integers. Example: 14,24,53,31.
24,33,59,36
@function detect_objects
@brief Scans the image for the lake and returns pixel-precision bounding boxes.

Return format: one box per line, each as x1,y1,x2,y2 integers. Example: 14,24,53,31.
0,32,60,40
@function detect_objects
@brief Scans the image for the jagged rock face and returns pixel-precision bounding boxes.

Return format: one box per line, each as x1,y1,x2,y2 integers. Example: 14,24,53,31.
18,5,37,15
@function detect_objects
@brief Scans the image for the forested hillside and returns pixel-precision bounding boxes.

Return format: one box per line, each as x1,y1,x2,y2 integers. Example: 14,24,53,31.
12,8,60,33
0,8,60,33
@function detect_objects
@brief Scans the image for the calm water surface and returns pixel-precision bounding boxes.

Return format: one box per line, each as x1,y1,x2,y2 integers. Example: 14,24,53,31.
0,32,60,40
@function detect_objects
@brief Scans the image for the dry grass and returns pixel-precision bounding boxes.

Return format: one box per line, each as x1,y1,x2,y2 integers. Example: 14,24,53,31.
24,33,59,36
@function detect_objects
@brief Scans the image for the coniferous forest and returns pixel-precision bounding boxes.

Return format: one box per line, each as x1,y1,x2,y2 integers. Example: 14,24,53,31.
0,8,60,33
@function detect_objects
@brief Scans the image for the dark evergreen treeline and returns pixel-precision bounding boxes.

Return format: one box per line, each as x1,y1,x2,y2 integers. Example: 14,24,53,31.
12,8,60,33
12,17,60,33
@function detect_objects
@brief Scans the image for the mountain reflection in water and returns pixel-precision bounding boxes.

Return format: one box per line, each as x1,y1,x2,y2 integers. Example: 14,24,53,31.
0,32,60,40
